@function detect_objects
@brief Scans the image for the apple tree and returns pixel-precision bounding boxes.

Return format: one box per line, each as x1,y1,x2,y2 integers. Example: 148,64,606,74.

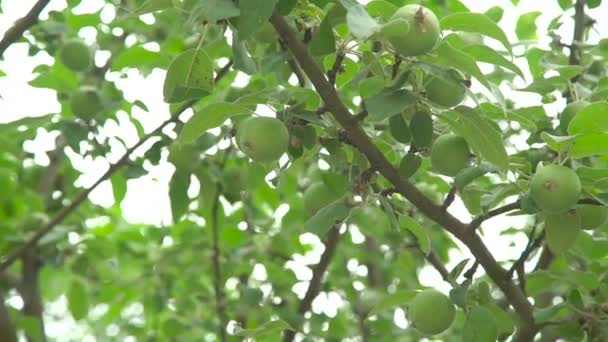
1,0,607,341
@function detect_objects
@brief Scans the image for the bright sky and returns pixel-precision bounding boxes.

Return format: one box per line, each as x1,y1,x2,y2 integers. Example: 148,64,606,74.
1,0,608,339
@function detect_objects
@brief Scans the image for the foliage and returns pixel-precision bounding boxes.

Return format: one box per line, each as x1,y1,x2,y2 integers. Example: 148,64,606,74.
1,0,608,341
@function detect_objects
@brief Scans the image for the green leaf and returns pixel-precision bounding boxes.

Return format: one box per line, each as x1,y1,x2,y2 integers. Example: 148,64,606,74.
445,106,509,172
359,75,385,98
484,6,504,23
399,216,430,255
463,306,498,342
571,134,608,158
133,0,172,15
410,111,433,148
339,0,379,40
367,0,399,21
389,114,411,144
235,319,292,337
112,46,161,70
399,154,421,179
516,12,542,40
177,102,250,145
435,41,491,91
448,258,470,283
309,16,336,56
540,132,577,152
440,12,511,53
163,49,214,103
568,101,608,135
67,279,89,320
588,0,601,8
111,171,127,205
169,170,191,222
557,0,572,10
238,0,279,40
484,302,515,335
303,200,351,237
365,88,416,122
366,290,417,318
462,44,524,79
200,0,240,21
454,163,496,190
232,31,257,74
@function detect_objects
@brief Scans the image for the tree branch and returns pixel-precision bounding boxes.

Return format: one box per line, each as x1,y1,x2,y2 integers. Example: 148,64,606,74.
19,249,45,342
269,13,536,338
469,200,521,231
441,186,457,211
568,0,587,67
327,49,345,86
0,60,234,272
210,149,232,342
282,225,342,342
279,39,306,87
0,0,51,58
0,293,18,342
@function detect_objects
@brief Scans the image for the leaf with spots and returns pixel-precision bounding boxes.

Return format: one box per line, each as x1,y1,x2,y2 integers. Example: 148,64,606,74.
163,49,214,103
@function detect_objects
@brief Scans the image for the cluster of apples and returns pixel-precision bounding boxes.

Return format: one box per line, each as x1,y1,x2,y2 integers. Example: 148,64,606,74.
58,38,104,119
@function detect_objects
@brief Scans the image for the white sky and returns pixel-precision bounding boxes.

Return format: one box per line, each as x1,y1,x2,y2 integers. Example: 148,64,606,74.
1,0,607,339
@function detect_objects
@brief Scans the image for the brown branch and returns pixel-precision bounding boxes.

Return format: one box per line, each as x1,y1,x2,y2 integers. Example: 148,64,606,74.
19,249,45,342
441,186,457,211
0,0,51,59
469,200,521,231
269,13,536,339
509,228,544,277
363,238,383,288
568,0,587,68
0,293,18,342
327,49,345,86
282,225,342,342
425,251,451,282
0,60,234,272
278,39,306,87
210,149,232,342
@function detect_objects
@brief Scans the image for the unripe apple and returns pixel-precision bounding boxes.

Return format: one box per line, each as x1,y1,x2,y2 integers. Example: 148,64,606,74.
236,117,289,163
530,164,581,213
70,87,103,119
408,289,455,335
383,5,440,57
424,71,467,107
59,38,92,72
430,134,470,177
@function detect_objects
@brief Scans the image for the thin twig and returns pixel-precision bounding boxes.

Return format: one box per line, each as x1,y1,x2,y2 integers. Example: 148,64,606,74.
210,153,230,342
282,225,342,342
469,201,521,231
463,260,480,279
441,186,457,211
278,39,306,87
509,229,544,277
0,60,233,272
391,55,402,80
0,0,51,58
327,49,345,86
